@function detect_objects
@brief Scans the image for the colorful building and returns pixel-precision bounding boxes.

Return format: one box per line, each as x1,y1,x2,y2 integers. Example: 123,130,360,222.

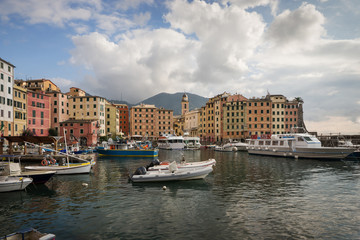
60,119,99,146
130,104,173,139
0,57,15,136
247,96,272,136
223,94,248,140
105,102,120,138
13,84,27,136
27,90,51,136
15,78,60,92
67,88,106,137
47,91,69,135
114,104,129,136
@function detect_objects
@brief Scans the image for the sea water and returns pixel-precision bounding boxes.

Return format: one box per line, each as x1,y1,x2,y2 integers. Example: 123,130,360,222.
1,149,360,239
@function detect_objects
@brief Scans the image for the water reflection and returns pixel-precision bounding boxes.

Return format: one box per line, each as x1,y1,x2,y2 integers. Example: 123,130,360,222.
0,149,359,239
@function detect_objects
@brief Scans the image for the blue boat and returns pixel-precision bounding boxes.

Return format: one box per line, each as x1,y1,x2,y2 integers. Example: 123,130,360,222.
97,140,158,157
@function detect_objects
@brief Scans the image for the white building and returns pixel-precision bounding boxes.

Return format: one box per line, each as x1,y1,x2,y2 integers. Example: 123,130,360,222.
0,57,15,136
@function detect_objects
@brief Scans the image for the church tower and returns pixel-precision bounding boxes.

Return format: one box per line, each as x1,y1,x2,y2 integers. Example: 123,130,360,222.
181,93,189,116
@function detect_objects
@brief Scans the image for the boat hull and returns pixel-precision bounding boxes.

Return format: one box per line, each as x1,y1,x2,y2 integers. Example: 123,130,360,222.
247,146,355,160
97,149,158,157
131,166,213,183
0,176,33,192
149,159,216,171
11,171,56,184
25,162,92,175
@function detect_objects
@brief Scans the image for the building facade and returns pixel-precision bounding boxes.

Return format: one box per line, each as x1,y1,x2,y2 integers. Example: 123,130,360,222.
223,94,248,141
105,102,120,138
114,104,129,136
47,91,69,135
0,57,15,136
13,84,27,135
60,119,99,146
27,91,51,136
130,104,173,139
68,93,106,137
15,78,60,92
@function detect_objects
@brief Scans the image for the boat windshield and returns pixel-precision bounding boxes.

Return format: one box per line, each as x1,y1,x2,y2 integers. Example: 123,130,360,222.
303,136,313,142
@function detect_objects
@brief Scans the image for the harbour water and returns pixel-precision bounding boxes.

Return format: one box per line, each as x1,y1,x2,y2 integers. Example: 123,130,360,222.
1,149,360,239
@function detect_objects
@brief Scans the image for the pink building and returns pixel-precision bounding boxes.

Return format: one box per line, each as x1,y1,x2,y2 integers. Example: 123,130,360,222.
59,119,99,146
27,90,51,136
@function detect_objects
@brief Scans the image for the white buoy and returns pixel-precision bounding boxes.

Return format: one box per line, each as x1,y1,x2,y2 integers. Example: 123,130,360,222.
82,183,89,187
162,186,167,190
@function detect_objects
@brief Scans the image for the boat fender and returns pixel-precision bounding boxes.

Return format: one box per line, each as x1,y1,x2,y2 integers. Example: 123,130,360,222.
41,159,48,166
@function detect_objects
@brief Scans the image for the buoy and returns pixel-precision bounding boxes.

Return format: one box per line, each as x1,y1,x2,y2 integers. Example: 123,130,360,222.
82,183,89,187
162,186,167,190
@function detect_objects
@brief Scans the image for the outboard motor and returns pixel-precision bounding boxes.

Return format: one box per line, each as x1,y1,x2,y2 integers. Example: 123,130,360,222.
133,166,147,175
145,159,160,170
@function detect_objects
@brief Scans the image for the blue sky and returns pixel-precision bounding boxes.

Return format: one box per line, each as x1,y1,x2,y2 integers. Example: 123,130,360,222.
1,0,360,134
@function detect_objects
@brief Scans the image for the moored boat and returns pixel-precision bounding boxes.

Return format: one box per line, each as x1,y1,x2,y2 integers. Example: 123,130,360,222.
0,176,33,193
214,144,237,152
184,136,201,150
147,158,216,171
0,228,55,240
130,161,214,183
97,139,158,157
25,162,92,175
157,134,185,150
4,161,55,184
246,130,356,160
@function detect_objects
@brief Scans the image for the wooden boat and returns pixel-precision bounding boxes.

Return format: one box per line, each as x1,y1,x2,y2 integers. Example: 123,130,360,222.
6,162,55,184
25,162,91,175
0,176,33,192
0,228,55,240
130,161,214,183
147,158,216,171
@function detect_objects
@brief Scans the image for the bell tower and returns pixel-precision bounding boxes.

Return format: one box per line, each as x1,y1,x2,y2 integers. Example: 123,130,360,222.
181,93,189,116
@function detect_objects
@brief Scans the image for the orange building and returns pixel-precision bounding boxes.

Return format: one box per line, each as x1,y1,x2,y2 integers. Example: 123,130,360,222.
223,94,248,140
130,104,173,139
247,96,272,136
114,104,129,136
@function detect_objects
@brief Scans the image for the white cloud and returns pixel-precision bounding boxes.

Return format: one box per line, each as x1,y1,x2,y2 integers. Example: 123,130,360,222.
223,0,279,16
0,0,96,27
265,2,326,52
70,30,200,103
51,77,77,92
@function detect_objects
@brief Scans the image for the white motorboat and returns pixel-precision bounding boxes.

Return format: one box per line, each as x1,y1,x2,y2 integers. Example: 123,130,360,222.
0,176,33,192
183,135,201,150
130,161,214,183
246,129,356,160
157,134,185,150
214,144,237,152
25,162,92,175
147,158,216,171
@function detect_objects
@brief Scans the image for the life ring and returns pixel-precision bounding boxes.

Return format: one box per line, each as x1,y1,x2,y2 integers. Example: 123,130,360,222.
49,157,56,165
41,159,48,166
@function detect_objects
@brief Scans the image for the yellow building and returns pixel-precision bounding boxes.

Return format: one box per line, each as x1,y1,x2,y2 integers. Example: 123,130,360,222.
13,84,27,136
15,79,60,92
105,102,120,138
200,92,229,143
68,91,106,137
270,95,287,134
222,94,248,141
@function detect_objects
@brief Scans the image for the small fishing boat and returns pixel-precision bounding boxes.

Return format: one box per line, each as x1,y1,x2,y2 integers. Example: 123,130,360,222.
25,162,91,175
130,161,214,183
147,158,216,171
0,228,55,240
0,176,33,193
0,156,56,184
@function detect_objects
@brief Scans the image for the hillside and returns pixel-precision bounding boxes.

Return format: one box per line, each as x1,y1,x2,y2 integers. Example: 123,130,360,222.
109,92,208,115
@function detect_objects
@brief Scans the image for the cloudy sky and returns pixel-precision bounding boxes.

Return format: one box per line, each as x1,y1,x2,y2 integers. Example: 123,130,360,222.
1,0,359,134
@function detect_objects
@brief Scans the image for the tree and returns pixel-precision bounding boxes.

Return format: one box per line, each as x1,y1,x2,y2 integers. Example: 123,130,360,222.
21,128,35,136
